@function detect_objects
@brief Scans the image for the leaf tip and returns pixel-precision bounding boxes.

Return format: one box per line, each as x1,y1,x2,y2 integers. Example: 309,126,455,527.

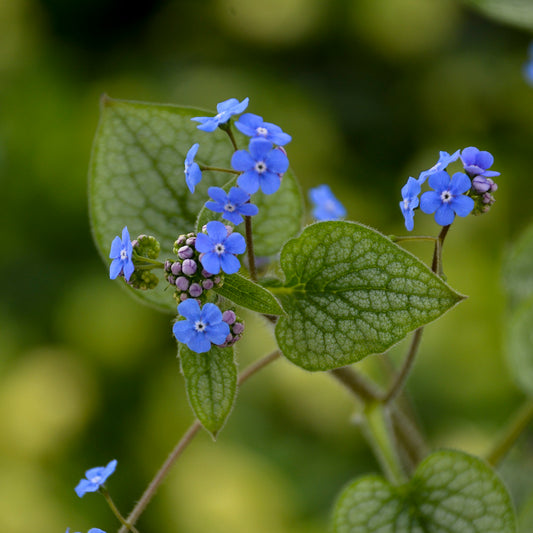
99,93,113,109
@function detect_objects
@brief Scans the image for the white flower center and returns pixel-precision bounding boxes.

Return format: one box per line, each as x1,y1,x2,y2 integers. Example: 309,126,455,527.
325,200,336,213
403,199,409,209
194,320,206,332
224,202,236,212
254,161,267,174
440,190,453,203
214,243,225,255
256,127,268,137
90,474,102,484
120,249,128,260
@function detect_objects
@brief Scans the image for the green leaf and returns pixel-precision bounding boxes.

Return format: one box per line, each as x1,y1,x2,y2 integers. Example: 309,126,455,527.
178,343,237,438
505,296,533,396
215,273,284,315
463,0,533,31
502,222,533,309
332,449,517,533
273,221,464,371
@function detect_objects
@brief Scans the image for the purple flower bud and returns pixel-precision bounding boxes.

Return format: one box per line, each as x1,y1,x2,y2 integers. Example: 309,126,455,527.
186,236,196,246
201,268,212,278
202,279,214,290
167,274,176,285
189,283,203,297
225,334,233,344
176,235,187,246
182,259,197,276
472,176,491,193
225,225,233,235
171,262,182,275
164,260,172,272
232,322,245,335
178,246,194,259
222,310,236,325
482,193,495,205
179,293,188,301
202,224,208,233
176,276,190,291
214,276,222,285
132,239,139,248
488,179,498,192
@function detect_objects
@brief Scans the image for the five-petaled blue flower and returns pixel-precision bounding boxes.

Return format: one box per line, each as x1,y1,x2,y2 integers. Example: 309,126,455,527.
184,143,202,193
234,113,292,146
420,171,474,226
418,150,460,184
75,459,117,497
109,227,134,282
460,147,500,178
231,138,289,195
173,299,230,353
309,184,346,221
191,97,249,132
195,221,246,275
206,186,259,225
399,177,421,231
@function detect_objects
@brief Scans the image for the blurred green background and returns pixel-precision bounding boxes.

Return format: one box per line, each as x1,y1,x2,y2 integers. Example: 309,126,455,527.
2,0,533,531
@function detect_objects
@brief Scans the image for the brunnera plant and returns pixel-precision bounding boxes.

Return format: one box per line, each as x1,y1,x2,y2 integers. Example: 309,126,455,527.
68,93,533,533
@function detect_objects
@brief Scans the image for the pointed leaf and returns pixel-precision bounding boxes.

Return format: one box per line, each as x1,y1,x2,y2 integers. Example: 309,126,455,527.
273,221,464,371
215,273,284,315
332,449,516,533
178,343,237,438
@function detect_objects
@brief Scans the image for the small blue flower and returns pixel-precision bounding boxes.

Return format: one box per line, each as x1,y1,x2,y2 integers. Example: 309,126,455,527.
173,299,230,353
75,459,117,498
206,186,259,225
191,98,249,132
66,529,107,533
109,227,134,281
234,113,292,146
231,138,289,195
420,171,474,226
195,221,246,275
460,147,500,178
418,150,460,184
309,184,346,221
399,177,421,231
184,143,202,193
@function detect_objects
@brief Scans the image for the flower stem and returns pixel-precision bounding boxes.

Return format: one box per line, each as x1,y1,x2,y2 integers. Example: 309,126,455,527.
118,350,281,533
245,215,257,282
199,165,239,174
100,487,139,533
220,123,239,152
329,366,381,402
486,397,533,467
389,235,437,243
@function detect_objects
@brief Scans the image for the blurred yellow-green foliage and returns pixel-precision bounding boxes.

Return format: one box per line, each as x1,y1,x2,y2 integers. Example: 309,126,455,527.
2,0,533,531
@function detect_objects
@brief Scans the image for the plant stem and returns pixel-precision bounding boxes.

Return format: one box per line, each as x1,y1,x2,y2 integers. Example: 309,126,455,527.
329,366,381,402
118,349,281,533
199,165,239,174
486,398,533,467
220,123,239,152
389,235,437,243
101,488,139,533
245,215,257,281
431,224,451,278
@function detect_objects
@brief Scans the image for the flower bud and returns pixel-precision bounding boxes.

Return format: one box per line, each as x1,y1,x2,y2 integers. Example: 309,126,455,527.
171,262,182,275
189,283,203,297
179,293,188,301
202,279,214,290
176,276,190,291
232,322,245,335
186,236,196,246
182,259,197,276
164,260,172,272
472,176,491,193
178,246,194,259
222,310,236,325
133,234,160,259
167,274,176,285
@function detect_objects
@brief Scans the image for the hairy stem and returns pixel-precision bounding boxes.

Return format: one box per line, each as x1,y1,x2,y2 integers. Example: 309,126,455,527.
245,215,257,281
329,366,381,402
486,398,533,467
389,235,437,244
101,488,139,533
199,165,239,174
221,123,239,152
118,350,281,533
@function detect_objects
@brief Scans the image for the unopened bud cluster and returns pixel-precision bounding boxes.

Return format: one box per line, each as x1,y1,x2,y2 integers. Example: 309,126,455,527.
470,176,498,215
165,232,223,302
132,234,160,259
217,310,245,348
129,234,161,290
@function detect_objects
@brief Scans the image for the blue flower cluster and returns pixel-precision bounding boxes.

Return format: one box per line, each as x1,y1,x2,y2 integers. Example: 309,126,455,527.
399,147,499,230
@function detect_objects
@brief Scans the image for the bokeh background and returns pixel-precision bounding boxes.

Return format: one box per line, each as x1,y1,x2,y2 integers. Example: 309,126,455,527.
2,0,533,531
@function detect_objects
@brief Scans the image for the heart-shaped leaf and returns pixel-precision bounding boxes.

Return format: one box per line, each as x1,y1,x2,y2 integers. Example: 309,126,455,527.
273,221,464,371
332,449,516,532
178,343,237,439
89,96,303,312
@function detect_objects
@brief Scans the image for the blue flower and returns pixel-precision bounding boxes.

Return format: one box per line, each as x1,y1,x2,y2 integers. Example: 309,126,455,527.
309,184,346,221
231,138,289,194
191,98,249,132
75,459,117,497
234,113,292,146
460,147,500,178
109,227,134,281
195,221,246,275
184,143,202,193
418,150,460,184
206,186,259,225
399,177,421,231
66,529,106,533
173,299,230,353
420,171,474,226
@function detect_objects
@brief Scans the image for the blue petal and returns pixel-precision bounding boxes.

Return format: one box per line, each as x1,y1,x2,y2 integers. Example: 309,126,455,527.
220,253,241,274
451,195,475,217
185,143,199,163
217,98,239,113
109,236,122,258
482,170,500,178
434,204,455,226
75,479,94,497
259,172,281,195
206,220,228,243
109,259,123,280
201,252,221,274
475,150,493,170
222,211,244,225
427,171,450,193
206,201,225,214
178,299,202,321
238,171,260,194
420,191,442,214
123,259,134,282
309,184,330,204
231,150,255,172
399,201,415,231
195,118,219,132
460,146,478,166
265,149,289,174
102,459,117,480
188,331,211,353
238,203,259,217
401,177,421,200
186,164,202,193
195,233,213,254
173,320,195,343
208,187,228,204
249,138,272,159
121,226,130,245
201,303,223,324
206,321,231,345
224,232,246,254
235,113,263,136
227,186,250,205
449,172,471,195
